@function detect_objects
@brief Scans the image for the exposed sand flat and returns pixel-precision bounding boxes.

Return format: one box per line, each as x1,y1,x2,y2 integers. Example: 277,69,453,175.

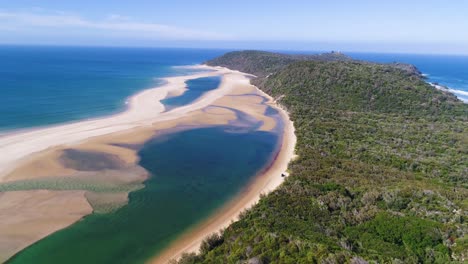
150,78,297,264
213,94,276,131
0,190,93,263
0,66,241,182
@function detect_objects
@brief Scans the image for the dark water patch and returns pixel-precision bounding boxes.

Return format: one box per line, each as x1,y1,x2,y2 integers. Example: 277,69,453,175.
60,149,126,171
161,76,221,111
264,105,280,116
8,125,280,264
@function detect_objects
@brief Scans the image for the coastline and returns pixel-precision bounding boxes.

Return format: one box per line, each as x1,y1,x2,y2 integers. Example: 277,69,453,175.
429,82,468,103
150,72,297,264
2,47,465,264
0,64,294,262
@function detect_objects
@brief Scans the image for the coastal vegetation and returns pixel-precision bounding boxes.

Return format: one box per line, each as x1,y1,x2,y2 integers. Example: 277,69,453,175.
176,51,467,263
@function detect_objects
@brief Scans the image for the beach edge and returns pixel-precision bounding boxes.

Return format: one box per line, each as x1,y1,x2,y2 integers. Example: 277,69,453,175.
149,67,297,264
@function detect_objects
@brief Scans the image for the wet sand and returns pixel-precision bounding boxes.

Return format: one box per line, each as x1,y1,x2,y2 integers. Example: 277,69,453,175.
0,190,93,263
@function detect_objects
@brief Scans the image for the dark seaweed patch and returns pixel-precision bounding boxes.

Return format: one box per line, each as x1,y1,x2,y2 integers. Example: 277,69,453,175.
60,149,126,171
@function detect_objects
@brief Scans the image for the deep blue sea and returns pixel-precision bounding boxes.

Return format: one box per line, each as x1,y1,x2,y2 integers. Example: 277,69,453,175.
0,46,227,132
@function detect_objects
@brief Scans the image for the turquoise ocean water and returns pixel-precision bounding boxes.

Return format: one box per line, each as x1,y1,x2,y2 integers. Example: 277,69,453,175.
0,46,226,132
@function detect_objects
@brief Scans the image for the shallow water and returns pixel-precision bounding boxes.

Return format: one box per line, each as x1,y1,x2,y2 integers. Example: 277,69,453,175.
8,118,281,263
161,76,222,111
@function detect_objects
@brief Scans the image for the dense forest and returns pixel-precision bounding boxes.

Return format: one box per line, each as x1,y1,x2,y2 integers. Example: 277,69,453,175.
176,51,467,263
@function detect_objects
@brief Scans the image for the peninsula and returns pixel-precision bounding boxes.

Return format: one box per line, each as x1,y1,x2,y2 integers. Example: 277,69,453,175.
167,51,467,263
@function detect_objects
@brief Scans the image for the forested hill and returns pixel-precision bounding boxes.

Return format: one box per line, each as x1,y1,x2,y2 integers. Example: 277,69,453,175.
205,50,421,77
179,51,467,263
205,50,353,77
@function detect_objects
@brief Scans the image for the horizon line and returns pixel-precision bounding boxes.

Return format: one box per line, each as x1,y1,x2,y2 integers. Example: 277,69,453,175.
1,42,468,57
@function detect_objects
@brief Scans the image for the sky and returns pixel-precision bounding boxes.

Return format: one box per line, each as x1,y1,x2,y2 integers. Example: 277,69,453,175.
0,0,467,54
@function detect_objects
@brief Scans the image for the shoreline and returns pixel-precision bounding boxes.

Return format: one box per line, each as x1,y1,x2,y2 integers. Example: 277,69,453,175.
0,65,234,182
0,66,214,137
428,81,468,103
150,73,297,264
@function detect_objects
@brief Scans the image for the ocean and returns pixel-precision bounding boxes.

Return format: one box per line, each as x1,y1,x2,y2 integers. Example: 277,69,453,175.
0,46,227,132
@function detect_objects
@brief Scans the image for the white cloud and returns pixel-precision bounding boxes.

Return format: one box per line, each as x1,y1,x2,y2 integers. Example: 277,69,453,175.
0,10,232,40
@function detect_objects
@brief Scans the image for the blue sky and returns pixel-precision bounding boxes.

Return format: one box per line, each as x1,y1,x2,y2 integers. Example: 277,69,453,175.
1,0,467,54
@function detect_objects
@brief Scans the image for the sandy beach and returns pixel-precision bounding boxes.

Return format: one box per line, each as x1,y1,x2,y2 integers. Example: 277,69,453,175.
0,65,296,263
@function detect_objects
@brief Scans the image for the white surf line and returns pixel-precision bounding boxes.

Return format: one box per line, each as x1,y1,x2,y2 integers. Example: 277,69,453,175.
0,66,243,181
429,82,468,103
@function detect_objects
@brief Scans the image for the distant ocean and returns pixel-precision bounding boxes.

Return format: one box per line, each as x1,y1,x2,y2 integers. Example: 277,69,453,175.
0,46,226,132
